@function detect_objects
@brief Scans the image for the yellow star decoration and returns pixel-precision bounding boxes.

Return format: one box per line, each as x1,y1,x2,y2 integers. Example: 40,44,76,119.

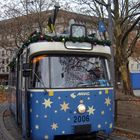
42,98,53,108
60,101,70,112
105,97,111,106
87,106,96,115
51,123,58,130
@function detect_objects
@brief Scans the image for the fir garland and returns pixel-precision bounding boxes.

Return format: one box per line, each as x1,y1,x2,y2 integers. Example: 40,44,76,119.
9,31,111,68
23,32,111,47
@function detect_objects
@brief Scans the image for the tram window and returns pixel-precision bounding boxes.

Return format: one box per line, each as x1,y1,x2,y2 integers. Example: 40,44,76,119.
30,55,50,88
29,55,112,89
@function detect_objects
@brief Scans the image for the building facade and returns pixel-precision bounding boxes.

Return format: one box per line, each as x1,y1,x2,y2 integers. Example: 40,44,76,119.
0,10,106,85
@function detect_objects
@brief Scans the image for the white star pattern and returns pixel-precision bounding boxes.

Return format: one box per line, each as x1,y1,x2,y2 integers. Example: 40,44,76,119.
58,97,61,100
87,97,90,100
36,114,39,118
74,111,77,114
35,125,39,130
30,94,33,97
36,100,39,103
62,131,65,134
109,123,113,128
60,101,69,112
101,111,105,115
51,123,58,130
109,108,112,111
105,121,108,124
67,118,70,121
87,106,96,115
42,98,53,108
105,97,111,106
54,110,58,113
44,135,49,140
44,115,47,119
98,124,101,128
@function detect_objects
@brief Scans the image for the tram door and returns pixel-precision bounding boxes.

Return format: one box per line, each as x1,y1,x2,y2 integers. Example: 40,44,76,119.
16,56,22,125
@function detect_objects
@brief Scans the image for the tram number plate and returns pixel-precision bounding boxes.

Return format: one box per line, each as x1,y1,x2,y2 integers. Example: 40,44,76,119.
74,115,90,123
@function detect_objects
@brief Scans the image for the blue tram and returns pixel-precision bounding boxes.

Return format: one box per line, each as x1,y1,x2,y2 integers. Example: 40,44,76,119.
8,24,114,140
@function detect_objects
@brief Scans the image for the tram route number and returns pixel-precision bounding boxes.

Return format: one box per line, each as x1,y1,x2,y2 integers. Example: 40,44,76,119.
74,115,90,123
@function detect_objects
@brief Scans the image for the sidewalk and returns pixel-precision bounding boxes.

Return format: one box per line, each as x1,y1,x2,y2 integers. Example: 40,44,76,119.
0,102,22,140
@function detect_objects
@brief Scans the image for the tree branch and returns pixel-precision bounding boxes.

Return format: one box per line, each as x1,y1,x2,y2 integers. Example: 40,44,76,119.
121,16,140,45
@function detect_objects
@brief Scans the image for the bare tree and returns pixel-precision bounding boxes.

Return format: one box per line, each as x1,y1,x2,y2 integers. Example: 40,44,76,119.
0,0,55,50
65,0,140,95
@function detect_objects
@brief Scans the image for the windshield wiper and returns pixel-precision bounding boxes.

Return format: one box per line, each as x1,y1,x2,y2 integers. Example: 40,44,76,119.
33,72,48,93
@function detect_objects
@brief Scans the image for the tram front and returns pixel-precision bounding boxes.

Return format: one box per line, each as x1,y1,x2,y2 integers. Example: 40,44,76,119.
25,40,114,140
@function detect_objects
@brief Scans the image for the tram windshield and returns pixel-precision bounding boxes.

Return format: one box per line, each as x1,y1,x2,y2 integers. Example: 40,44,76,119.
29,55,112,88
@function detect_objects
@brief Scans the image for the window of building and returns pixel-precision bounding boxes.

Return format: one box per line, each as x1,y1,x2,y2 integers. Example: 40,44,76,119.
2,59,5,64
2,51,5,57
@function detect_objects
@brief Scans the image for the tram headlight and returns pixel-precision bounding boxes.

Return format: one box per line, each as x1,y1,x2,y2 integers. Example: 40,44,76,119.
77,104,86,114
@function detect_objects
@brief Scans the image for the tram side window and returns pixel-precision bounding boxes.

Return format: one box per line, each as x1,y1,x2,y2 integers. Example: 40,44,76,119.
30,55,50,88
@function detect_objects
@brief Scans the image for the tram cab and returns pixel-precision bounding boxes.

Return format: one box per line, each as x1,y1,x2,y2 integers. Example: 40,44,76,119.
9,24,114,140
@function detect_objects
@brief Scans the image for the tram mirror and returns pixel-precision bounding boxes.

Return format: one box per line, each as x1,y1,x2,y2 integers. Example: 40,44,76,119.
22,63,32,77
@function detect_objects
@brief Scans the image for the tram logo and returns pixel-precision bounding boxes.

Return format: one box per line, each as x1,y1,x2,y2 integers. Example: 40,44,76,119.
70,92,90,99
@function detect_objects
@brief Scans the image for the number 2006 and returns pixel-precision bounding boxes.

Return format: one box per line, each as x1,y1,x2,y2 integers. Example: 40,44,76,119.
74,115,90,123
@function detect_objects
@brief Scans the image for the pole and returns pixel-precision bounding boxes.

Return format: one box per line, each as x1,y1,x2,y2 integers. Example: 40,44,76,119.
107,0,117,122
107,0,115,87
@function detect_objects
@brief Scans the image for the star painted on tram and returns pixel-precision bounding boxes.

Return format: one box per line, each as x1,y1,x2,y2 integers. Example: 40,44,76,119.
58,96,61,100
36,100,39,103
51,123,58,130
98,124,101,128
101,111,105,115
67,118,71,121
36,114,39,118
35,125,39,130
44,115,47,119
44,135,49,140
105,97,111,106
109,123,113,128
87,106,96,115
42,98,53,108
60,101,70,112
74,111,77,114
62,131,65,134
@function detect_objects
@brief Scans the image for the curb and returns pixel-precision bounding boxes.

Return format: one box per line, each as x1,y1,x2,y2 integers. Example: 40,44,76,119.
0,102,15,140
114,126,140,136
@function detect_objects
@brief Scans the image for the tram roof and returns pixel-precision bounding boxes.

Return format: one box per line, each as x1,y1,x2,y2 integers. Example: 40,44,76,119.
28,41,111,58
